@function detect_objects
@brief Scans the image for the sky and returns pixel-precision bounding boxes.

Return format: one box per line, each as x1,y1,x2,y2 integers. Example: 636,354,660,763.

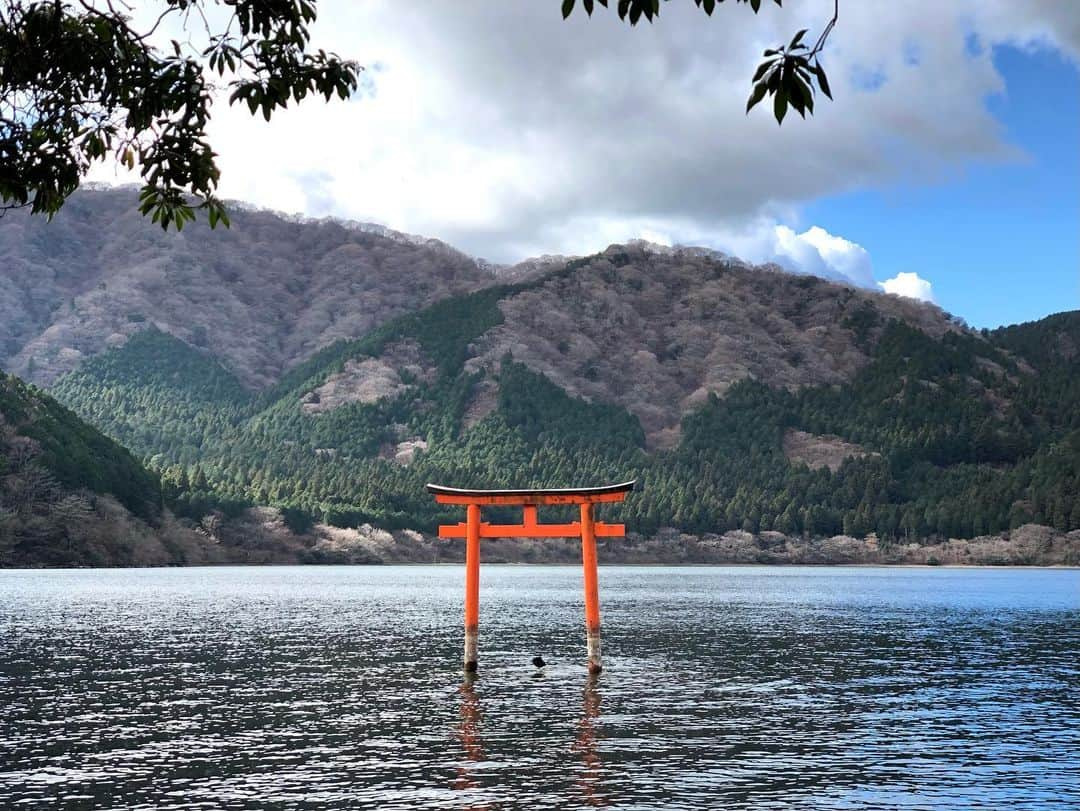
93,0,1080,328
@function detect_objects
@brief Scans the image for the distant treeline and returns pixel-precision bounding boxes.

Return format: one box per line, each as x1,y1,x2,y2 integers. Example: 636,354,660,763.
42,274,1080,546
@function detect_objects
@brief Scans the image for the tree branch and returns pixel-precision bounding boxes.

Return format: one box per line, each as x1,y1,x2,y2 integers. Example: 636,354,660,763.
809,0,838,58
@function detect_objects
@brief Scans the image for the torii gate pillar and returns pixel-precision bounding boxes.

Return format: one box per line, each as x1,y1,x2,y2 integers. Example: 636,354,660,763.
463,503,480,670
428,481,635,674
579,502,602,672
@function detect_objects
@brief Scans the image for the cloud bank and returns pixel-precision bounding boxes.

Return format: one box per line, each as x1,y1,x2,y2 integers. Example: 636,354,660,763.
90,0,1078,301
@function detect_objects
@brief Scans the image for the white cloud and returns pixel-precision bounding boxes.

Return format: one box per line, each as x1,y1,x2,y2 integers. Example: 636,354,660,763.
770,225,875,287
879,272,936,303
88,0,1077,267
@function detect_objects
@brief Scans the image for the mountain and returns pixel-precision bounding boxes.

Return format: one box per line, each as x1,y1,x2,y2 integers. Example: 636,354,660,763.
0,187,496,387
45,244,1080,549
0,371,183,566
447,242,959,449
1,190,1078,566
0,369,399,567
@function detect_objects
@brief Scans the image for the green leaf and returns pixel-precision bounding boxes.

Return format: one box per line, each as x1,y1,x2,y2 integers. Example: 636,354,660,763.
5,0,363,230
746,81,768,114
773,87,788,124
789,28,807,50
787,78,806,118
796,76,814,114
766,63,783,92
815,60,833,100
752,59,775,83
562,0,575,18
788,80,808,118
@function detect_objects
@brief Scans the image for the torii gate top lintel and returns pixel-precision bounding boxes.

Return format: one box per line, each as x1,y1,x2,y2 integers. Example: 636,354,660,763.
428,480,634,538
426,480,635,505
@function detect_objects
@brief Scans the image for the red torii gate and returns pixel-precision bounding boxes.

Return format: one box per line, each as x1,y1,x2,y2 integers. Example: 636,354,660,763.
428,481,635,674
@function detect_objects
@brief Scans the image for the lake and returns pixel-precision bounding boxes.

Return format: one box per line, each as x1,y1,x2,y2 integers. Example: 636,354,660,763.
0,565,1077,809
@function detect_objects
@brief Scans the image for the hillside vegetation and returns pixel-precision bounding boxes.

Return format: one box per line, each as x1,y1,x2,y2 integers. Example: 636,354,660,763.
0,372,182,565
4,190,1077,564
49,252,1080,548
0,188,495,387
0,372,372,567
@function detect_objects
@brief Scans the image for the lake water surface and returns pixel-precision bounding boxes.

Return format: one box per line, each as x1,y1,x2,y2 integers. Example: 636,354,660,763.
1,565,1077,809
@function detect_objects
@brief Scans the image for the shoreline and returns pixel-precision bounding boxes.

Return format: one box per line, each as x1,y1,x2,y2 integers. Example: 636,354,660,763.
4,561,1079,572
4,512,1077,568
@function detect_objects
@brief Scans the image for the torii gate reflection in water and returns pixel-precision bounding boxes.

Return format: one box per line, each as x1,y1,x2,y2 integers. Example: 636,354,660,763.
428,481,635,674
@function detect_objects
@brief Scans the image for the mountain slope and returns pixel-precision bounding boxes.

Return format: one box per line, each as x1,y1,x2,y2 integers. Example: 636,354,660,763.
48,242,1080,545
462,243,959,447
0,372,160,517
0,369,354,567
0,188,496,387
0,371,170,565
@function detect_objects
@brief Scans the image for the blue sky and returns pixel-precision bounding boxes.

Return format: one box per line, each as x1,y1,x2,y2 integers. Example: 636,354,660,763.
805,46,1079,329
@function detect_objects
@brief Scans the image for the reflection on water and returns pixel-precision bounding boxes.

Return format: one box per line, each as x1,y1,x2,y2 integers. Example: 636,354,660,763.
453,673,605,809
0,565,1078,810
573,677,604,808
454,677,484,797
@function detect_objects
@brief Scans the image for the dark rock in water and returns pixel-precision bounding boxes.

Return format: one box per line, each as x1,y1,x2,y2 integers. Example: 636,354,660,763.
532,656,546,668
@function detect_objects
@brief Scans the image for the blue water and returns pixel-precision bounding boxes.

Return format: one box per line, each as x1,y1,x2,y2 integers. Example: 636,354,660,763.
0,565,1077,809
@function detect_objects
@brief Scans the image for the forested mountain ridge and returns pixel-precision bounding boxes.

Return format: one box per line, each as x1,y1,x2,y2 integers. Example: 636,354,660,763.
0,371,188,566
45,245,1080,552
0,369,389,567
0,189,959,407
0,372,159,516
2,189,1077,564
459,243,959,448
0,188,497,387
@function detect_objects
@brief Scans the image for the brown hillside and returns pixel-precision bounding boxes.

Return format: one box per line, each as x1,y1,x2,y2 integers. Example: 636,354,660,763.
463,243,961,447
0,188,495,387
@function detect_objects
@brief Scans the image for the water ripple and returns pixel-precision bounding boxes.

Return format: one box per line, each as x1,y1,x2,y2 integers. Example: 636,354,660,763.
0,565,1077,809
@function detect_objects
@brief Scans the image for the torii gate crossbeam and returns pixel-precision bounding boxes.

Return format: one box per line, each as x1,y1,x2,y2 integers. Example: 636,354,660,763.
428,481,635,674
